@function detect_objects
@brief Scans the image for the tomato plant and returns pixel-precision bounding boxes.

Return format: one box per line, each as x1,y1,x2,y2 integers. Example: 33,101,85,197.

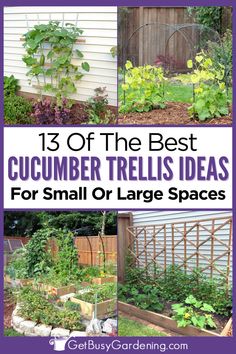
120,60,166,113
23,21,90,106
179,51,229,120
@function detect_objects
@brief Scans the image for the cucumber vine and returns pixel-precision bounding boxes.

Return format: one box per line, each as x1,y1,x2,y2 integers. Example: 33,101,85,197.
23,21,90,106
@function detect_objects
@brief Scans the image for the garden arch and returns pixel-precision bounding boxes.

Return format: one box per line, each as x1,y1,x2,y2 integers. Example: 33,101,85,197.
121,22,230,104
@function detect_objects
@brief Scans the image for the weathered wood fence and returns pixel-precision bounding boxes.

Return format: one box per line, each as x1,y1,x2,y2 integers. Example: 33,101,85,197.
118,7,232,70
118,215,232,287
4,235,117,267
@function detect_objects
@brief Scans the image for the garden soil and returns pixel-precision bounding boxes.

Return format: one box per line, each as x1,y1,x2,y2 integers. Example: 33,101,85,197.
4,290,15,328
118,102,232,125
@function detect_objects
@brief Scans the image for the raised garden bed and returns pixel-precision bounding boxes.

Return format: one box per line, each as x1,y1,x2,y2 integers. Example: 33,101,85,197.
35,283,76,297
4,275,33,287
92,276,117,285
118,302,232,337
71,297,116,319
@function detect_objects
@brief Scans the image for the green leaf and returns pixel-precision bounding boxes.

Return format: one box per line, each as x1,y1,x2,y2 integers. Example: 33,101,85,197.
81,62,90,72
76,50,84,58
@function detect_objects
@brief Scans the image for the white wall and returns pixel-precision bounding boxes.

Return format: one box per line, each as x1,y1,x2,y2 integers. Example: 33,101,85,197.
130,211,232,280
4,6,117,105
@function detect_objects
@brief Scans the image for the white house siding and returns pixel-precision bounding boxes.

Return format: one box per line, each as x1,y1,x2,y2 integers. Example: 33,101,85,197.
130,211,232,281
4,7,117,105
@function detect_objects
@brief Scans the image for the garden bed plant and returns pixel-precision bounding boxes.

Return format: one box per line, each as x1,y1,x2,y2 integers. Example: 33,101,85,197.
17,287,85,331
119,47,232,125
71,282,116,319
118,264,232,335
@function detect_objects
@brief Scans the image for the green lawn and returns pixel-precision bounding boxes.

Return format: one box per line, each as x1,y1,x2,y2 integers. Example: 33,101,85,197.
118,316,167,336
119,82,232,105
4,328,23,336
164,83,193,103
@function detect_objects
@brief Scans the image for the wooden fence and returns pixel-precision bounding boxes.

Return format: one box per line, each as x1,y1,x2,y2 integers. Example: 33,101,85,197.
4,235,117,267
118,7,195,70
119,216,232,287
118,7,232,71
49,235,117,267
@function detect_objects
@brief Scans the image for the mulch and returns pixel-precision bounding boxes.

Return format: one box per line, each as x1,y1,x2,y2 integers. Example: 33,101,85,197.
118,102,232,125
4,290,15,328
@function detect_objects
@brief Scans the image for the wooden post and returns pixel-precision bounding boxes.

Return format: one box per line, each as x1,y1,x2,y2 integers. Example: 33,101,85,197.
117,213,132,283
184,222,187,274
226,219,232,293
164,224,167,273
172,224,175,269
210,220,215,279
196,223,199,269
153,225,156,278
144,227,147,275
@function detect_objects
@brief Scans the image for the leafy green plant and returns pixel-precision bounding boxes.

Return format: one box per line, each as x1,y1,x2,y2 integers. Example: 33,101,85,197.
187,7,223,34
206,29,232,85
120,60,166,113
172,295,216,329
86,87,115,124
24,227,55,277
23,21,90,106
75,282,116,303
118,283,164,313
4,93,33,124
179,51,229,120
4,75,20,96
5,248,28,279
18,287,84,330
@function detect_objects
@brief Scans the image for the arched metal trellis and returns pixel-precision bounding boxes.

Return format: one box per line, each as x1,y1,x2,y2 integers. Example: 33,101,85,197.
120,22,230,106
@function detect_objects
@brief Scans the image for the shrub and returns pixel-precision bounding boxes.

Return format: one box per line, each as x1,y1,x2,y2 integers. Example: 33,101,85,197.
86,87,115,124
4,94,33,124
4,75,20,96
120,60,166,113
206,29,232,85
32,98,71,125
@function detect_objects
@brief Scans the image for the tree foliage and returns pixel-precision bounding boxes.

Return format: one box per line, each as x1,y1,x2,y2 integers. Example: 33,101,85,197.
4,211,117,236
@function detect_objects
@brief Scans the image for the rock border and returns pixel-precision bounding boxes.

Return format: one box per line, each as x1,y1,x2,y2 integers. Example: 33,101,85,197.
11,304,87,337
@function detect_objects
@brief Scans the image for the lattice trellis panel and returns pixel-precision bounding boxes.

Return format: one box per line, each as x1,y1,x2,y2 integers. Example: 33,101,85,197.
126,216,232,287
127,224,167,276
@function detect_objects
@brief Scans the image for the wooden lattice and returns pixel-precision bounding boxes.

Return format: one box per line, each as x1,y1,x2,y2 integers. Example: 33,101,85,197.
127,224,167,276
126,216,232,287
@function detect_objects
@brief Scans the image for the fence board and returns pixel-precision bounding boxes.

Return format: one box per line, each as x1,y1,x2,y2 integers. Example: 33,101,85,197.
118,7,195,70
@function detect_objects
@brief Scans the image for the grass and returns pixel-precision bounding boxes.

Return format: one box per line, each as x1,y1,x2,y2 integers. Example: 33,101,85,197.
118,316,167,336
119,82,232,105
164,83,193,103
4,328,23,336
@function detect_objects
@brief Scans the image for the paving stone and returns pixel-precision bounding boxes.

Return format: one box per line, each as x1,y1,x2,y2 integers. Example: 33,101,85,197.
19,320,37,335
12,315,25,328
34,324,52,337
51,328,70,337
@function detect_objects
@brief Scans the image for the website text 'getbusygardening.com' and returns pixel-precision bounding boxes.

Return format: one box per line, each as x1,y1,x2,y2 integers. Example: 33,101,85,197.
66,339,189,352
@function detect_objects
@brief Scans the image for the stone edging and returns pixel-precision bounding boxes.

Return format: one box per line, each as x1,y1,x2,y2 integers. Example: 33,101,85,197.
11,304,87,337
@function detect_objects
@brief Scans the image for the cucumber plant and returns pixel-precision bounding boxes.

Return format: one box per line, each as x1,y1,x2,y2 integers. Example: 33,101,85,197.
172,295,217,329
22,21,90,106
120,60,166,113
179,51,229,120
